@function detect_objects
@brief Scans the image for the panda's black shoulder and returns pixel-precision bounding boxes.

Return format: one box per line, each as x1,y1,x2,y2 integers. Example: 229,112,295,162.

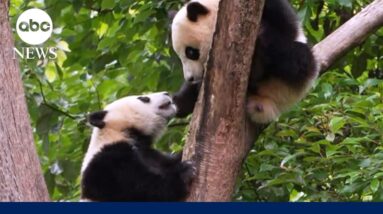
85,141,141,171
82,141,137,178
81,140,188,201
81,141,139,201
100,140,135,154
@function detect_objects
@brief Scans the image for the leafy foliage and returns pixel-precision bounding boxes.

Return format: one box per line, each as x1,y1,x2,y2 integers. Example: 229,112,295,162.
9,0,383,201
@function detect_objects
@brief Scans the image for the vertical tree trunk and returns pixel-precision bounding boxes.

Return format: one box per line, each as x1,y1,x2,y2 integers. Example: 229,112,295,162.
183,0,265,202
0,2,49,201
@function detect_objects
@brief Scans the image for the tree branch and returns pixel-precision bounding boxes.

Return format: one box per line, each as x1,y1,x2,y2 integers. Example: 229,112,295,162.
314,0,383,73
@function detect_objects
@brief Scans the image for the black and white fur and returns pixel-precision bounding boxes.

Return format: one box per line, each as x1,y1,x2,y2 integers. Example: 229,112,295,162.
80,92,195,202
171,0,317,123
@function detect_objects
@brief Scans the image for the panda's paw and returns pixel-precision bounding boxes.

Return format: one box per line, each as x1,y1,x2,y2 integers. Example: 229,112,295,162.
180,160,196,186
171,152,183,162
247,95,279,124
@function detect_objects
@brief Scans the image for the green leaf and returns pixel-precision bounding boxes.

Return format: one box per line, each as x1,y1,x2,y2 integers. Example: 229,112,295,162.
370,179,380,193
338,0,353,8
290,189,305,202
57,41,71,52
329,117,346,133
96,22,109,38
340,182,368,195
321,83,333,99
101,0,116,10
45,62,57,83
359,159,371,168
326,144,341,157
280,152,306,168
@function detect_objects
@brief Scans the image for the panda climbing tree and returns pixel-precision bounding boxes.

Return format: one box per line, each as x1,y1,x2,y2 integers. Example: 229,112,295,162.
170,0,383,202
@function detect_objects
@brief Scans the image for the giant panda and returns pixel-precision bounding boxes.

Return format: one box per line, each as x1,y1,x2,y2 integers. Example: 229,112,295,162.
80,92,195,202
171,0,318,123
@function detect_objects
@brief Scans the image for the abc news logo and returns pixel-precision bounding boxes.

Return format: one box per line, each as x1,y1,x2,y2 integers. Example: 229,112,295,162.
14,8,57,60
18,19,51,32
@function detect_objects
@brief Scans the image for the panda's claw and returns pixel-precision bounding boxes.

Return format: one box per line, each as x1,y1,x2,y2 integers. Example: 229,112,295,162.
180,160,196,185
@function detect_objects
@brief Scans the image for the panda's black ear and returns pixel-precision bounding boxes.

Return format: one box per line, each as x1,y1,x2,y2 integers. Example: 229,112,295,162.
187,2,209,22
88,111,108,129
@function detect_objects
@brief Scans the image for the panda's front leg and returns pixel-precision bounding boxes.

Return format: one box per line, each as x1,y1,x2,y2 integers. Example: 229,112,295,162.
175,160,196,191
172,81,201,118
151,159,196,201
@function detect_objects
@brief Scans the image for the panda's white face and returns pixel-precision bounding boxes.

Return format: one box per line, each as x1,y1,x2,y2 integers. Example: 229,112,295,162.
81,92,176,173
172,0,219,83
102,92,176,138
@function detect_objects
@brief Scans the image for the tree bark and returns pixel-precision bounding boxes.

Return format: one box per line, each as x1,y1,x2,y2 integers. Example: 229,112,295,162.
184,0,383,202
0,2,49,201
183,0,265,202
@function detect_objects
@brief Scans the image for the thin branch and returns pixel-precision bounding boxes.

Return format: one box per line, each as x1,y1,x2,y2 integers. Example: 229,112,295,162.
314,0,383,73
42,103,79,121
37,79,81,121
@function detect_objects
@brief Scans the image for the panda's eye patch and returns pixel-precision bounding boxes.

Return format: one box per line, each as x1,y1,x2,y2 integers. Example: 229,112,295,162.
185,47,200,61
137,96,151,103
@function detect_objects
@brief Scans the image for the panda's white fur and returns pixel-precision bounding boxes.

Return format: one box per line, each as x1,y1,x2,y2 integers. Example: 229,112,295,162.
172,0,219,82
171,0,318,123
81,92,176,173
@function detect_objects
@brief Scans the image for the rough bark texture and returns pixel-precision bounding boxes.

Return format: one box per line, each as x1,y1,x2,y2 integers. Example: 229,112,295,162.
183,0,265,202
184,0,383,202
314,0,383,73
0,2,49,201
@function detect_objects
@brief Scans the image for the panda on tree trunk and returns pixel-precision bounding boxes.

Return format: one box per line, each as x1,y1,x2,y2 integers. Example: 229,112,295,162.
171,0,318,123
80,92,195,202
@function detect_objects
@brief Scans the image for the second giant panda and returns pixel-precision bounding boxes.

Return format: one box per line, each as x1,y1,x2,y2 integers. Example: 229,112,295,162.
172,0,318,123
81,92,195,202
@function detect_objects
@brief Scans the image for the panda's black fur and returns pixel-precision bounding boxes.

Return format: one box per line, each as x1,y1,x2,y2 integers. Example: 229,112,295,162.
81,132,192,201
172,0,317,122
248,0,315,89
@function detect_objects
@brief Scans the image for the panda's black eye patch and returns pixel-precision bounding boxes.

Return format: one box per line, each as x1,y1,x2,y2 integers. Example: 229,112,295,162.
137,96,151,103
185,47,200,61
187,2,209,22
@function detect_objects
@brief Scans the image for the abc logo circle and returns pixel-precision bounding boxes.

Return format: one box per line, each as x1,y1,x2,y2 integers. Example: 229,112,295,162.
16,9,53,45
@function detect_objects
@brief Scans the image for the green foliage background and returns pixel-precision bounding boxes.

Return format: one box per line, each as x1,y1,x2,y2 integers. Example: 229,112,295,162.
9,0,383,201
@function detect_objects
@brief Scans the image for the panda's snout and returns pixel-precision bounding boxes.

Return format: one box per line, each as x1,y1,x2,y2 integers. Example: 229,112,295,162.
187,76,195,83
159,100,172,110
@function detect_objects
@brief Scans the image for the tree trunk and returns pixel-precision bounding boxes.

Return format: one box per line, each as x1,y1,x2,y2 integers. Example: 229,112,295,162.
184,0,383,202
0,2,49,201
183,0,265,202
